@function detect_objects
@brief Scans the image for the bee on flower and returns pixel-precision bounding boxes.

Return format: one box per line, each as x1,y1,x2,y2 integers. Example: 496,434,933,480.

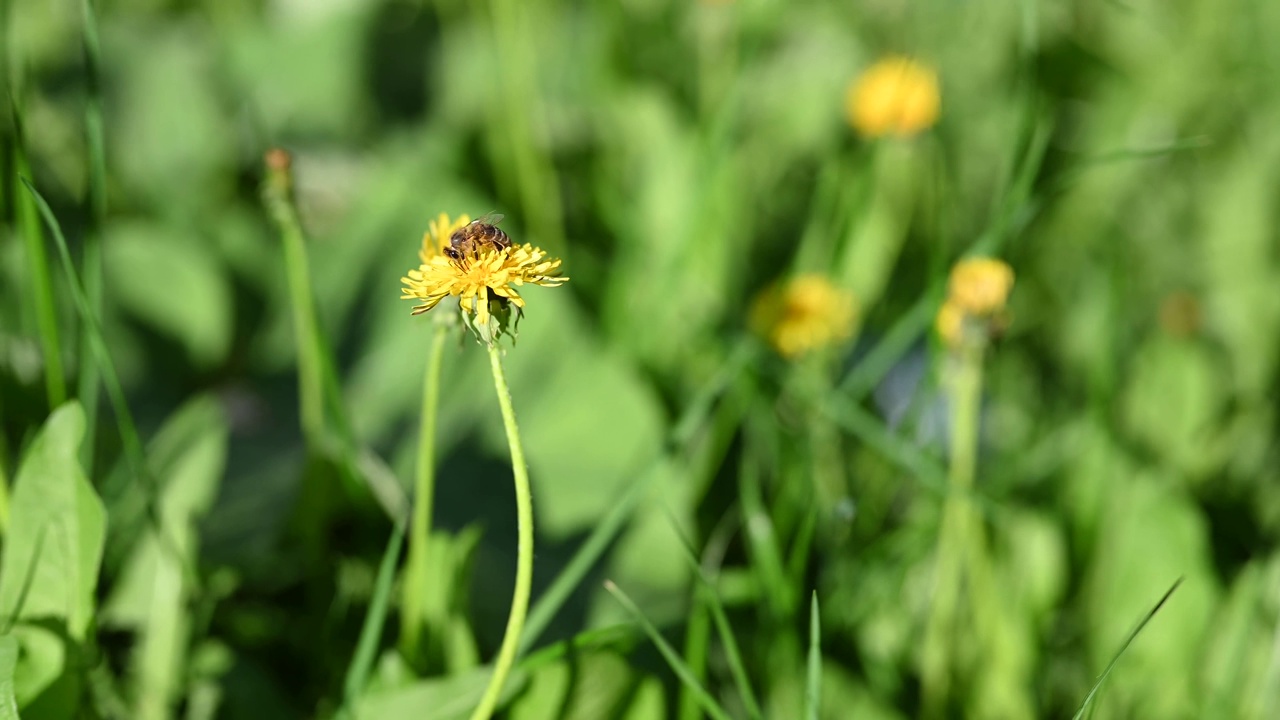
846,56,940,139
402,213,566,345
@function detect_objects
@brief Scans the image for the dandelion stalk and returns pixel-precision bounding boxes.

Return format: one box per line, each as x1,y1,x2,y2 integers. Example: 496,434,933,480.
469,344,534,720
921,341,983,718
401,321,449,663
921,257,1013,718
263,149,325,445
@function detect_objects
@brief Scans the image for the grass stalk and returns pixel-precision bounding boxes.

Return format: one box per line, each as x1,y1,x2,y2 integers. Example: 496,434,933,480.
401,322,450,662
22,178,199,592
604,580,733,720
468,345,535,720
805,591,822,720
677,592,711,720
12,112,65,408
342,513,408,708
921,341,985,718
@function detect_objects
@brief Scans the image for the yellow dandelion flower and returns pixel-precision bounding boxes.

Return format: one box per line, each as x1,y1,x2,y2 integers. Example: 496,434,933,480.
845,56,940,138
751,274,857,358
936,257,1014,349
401,215,566,332
946,257,1014,316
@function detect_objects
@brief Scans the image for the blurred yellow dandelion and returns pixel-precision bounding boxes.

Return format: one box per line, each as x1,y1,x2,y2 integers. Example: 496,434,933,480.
751,274,857,358
846,56,940,138
934,299,965,349
401,214,566,326
946,257,1014,316
935,257,1014,348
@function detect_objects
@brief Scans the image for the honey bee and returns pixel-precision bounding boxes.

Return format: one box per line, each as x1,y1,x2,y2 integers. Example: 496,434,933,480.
445,212,511,260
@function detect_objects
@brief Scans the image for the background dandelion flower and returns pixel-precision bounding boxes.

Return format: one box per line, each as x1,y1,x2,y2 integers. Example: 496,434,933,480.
846,56,940,138
751,274,857,358
947,257,1014,316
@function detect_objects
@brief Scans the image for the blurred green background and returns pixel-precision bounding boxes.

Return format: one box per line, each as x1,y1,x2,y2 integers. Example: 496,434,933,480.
3,0,1280,718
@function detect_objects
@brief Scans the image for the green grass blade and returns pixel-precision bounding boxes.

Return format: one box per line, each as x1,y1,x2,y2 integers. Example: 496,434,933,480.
677,592,711,720
838,293,937,400
21,178,144,475
805,591,822,720
11,105,65,408
604,580,733,720
665,514,764,720
21,178,199,592
516,624,638,673
77,0,108,474
820,400,949,498
343,512,408,706
1072,577,1184,720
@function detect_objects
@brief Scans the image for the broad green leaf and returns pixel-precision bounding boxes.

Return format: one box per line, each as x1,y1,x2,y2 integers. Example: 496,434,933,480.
1084,473,1218,718
354,666,527,720
1121,335,1225,481
103,222,233,368
511,651,637,720
0,403,104,634
0,402,105,714
108,22,236,217
100,396,228,720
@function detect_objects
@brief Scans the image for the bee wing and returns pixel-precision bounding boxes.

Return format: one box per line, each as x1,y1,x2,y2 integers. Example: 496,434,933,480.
476,211,505,225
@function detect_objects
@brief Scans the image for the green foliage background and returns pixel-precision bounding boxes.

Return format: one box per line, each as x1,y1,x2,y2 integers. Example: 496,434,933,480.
2,0,1279,718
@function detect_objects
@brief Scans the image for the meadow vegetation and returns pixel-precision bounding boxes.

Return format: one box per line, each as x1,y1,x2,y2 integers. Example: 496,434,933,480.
2,0,1279,718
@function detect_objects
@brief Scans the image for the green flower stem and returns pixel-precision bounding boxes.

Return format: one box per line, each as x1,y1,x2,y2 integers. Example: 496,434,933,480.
401,322,449,661
263,151,325,446
921,341,985,719
470,345,534,720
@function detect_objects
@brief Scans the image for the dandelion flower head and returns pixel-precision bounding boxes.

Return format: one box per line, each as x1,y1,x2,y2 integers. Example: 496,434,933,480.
401,213,566,328
936,257,1014,349
751,274,857,358
846,56,940,138
946,257,1014,316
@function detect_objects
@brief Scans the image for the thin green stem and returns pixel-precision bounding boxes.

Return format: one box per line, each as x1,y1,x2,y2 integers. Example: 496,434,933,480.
13,123,65,408
263,151,325,445
469,345,534,720
401,322,449,662
921,342,985,719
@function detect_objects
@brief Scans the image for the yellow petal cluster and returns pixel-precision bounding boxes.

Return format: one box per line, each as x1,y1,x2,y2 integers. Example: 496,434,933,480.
846,56,940,138
936,257,1014,349
401,214,566,326
751,274,857,359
